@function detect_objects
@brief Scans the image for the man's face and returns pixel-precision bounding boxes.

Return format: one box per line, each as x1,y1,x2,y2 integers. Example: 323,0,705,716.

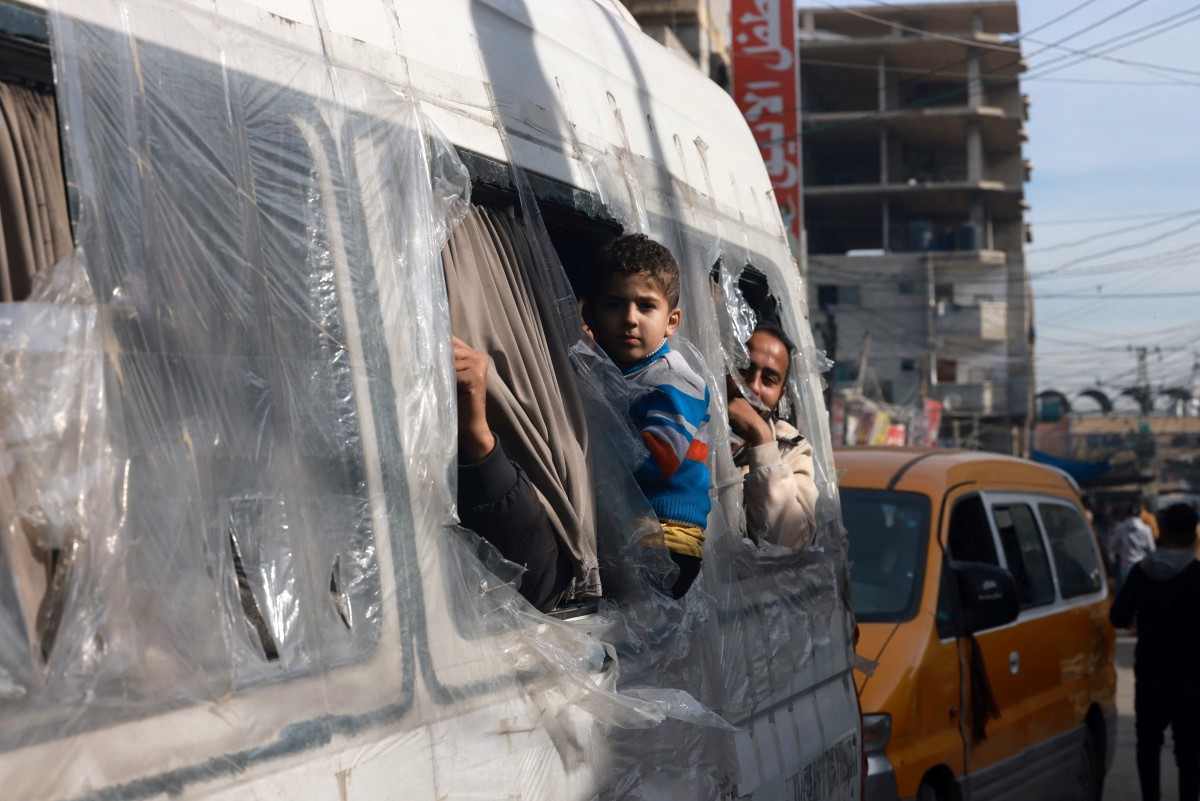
740,330,790,415
589,272,680,367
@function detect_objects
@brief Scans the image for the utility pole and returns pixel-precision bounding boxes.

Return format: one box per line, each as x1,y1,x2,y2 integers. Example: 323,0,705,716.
856,329,872,397
1127,345,1161,417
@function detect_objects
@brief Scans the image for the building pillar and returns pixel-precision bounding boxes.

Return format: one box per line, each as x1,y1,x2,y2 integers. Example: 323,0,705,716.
877,54,888,112
966,50,983,109
967,120,983,182
881,200,890,251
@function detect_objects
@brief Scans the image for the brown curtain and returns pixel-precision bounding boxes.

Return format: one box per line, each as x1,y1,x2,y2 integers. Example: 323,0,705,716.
0,79,71,666
442,205,600,597
0,81,71,302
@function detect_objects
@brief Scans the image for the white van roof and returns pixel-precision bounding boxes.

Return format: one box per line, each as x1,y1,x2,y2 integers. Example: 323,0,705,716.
29,0,785,260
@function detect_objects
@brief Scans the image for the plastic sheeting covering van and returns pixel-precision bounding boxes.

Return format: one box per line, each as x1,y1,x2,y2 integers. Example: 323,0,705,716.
0,0,860,798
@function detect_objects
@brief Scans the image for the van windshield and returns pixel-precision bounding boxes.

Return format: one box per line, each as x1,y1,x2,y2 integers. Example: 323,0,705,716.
840,489,931,623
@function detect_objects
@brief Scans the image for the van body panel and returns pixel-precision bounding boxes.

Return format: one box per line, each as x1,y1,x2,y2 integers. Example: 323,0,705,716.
0,0,861,798
854,621,898,672
859,615,965,799
839,448,1115,800
966,723,1088,801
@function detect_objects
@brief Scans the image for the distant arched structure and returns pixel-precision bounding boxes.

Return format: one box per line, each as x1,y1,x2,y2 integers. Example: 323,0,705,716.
1160,387,1198,416
1036,390,1071,420
1075,389,1113,414
1120,387,1154,416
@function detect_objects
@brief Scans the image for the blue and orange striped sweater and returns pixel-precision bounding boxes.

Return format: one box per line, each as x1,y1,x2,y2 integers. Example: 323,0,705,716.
622,341,712,530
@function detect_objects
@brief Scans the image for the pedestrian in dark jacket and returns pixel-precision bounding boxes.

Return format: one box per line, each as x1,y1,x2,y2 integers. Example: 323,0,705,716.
1111,502,1200,801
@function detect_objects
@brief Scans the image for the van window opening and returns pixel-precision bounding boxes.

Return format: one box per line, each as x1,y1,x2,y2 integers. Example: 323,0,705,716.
841,488,930,623
947,495,998,565
1038,502,1104,599
459,149,621,303
441,199,603,610
992,503,1056,608
735,265,783,328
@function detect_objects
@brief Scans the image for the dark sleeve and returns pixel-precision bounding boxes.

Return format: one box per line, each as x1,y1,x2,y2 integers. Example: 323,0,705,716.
457,438,572,612
1110,567,1140,628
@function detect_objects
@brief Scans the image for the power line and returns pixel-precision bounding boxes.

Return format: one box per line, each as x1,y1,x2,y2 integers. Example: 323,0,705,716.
1039,327,1200,352
1031,242,1200,281
1034,255,1193,322
1021,5,1200,83
1021,0,1106,39
1027,209,1200,255
1030,77,1195,86
1031,217,1200,278
809,0,1200,82
781,4,1200,145
1041,318,1200,339
1038,290,1200,299
1032,208,1200,226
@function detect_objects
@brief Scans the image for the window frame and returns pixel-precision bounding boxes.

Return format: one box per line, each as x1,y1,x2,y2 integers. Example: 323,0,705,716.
939,491,1102,639
978,491,1104,614
988,500,1057,611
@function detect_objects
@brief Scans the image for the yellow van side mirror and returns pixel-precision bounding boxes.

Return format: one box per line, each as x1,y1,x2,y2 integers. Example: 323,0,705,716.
949,561,1020,635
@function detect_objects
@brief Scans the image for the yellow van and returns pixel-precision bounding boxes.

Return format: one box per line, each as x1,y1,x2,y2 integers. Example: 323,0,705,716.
836,447,1116,801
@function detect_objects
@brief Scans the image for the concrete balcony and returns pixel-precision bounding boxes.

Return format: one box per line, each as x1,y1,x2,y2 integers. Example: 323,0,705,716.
936,301,1007,341
931,381,995,414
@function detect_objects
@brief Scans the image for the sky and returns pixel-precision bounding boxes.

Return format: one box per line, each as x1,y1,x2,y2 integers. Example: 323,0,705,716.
1014,0,1200,406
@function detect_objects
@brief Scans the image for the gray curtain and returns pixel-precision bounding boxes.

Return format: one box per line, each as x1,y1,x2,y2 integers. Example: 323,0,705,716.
442,205,600,597
0,81,71,302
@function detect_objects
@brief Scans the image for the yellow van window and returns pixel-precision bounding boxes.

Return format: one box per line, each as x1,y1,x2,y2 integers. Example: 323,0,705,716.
1039,504,1104,598
993,504,1055,608
841,489,930,623
948,495,998,565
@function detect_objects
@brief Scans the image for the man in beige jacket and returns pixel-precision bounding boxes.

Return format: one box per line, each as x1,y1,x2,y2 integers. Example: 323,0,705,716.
727,323,819,550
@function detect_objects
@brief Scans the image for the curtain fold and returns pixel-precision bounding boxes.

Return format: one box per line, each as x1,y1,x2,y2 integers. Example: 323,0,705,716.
0,81,71,302
0,80,72,677
442,205,600,597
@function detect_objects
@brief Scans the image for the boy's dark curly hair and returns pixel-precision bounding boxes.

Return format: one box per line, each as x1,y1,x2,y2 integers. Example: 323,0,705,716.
590,233,681,307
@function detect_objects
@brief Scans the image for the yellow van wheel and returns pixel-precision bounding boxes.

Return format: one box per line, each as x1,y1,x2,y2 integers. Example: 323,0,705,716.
916,769,961,801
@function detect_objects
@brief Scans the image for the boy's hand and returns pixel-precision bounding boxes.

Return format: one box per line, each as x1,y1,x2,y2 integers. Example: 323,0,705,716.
727,375,772,447
453,336,495,463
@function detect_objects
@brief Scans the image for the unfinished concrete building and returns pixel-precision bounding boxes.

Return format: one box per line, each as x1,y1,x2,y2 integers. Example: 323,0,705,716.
617,0,731,88
799,1,1033,454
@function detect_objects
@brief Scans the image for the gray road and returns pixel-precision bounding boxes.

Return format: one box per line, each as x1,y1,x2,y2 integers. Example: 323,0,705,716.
1103,635,1179,801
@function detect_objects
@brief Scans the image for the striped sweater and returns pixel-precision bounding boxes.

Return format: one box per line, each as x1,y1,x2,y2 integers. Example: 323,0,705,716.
622,341,712,529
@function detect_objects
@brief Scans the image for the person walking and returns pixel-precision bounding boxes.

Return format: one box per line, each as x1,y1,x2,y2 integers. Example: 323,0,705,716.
1110,503,1200,801
1114,504,1156,590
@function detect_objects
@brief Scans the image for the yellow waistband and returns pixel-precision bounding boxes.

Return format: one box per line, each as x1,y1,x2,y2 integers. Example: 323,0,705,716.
660,521,706,559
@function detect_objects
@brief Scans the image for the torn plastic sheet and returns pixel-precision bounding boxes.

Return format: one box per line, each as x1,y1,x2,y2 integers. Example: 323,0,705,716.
0,0,856,798
476,64,852,797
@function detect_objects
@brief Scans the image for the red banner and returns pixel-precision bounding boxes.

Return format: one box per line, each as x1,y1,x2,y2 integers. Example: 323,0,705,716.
885,424,908,447
908,398,943,448
731,0,803,247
